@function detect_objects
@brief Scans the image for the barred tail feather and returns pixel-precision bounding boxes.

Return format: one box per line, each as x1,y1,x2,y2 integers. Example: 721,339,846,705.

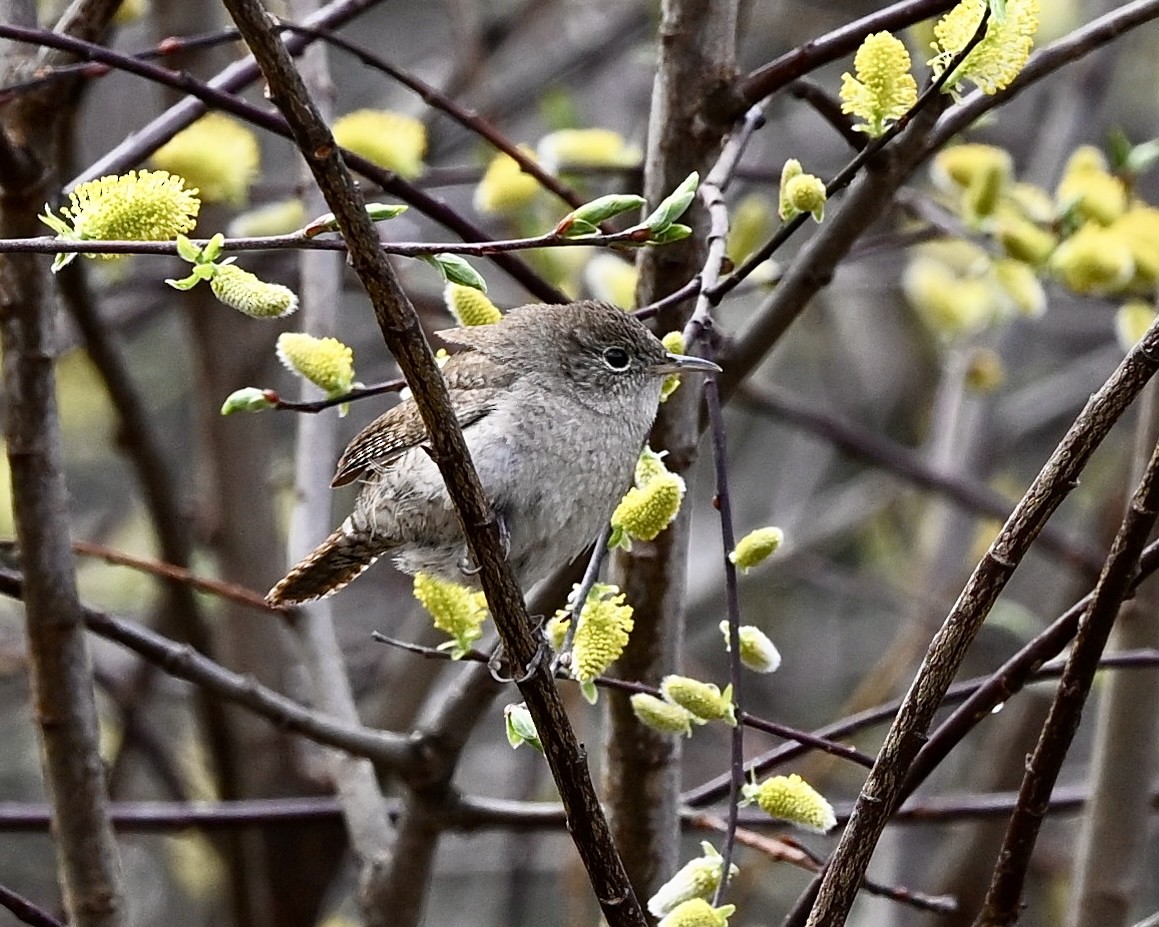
266,524,382,606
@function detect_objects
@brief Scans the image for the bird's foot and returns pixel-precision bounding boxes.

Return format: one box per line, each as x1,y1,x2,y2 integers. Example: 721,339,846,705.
488,628,550,685
456,511,511,578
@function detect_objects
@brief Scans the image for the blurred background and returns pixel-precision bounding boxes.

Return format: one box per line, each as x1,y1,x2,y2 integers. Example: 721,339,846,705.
2,1,1158,925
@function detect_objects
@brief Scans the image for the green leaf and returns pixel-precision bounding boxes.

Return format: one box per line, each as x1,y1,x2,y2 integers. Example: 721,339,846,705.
1126,138,1159,178
426,253,487,292
201,233,226,263
556,193,645,233
304,203,409,237
1107,128,1133,171
580,680,599,705
647,223,692,244
607,525,632,551
987,0,1006,23
50,251,78,273
557,217,600,238
504,703,543,754
642,171,699,233
220,387,277,415
165,263,216,290
174,233,203,263
365,202,409,222
39,208,72,238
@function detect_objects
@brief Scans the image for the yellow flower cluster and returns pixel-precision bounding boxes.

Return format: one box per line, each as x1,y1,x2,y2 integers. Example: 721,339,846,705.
609,448,686,549
741,773,836,833
778,159,826,222
41,170,200,270
536,128,640,173
931,0,1040,95
444,283,503,327
568,583,634,685
918,140,1159,330
333,109,426,179
412,573,489,659
656,899,736,927
474,147,541,216
839,31,917,137
151,113,260,206
276,333,355,397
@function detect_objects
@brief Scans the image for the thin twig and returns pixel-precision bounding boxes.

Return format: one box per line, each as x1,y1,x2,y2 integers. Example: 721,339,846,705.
736,383,1105,578
277,21,589,211
736,0,959,109
712,9,991,305
0,884,66,927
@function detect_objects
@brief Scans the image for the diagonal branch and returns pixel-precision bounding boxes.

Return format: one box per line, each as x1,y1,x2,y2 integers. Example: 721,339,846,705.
973,439,1159,926
217,2,646,924
804,319,1159,926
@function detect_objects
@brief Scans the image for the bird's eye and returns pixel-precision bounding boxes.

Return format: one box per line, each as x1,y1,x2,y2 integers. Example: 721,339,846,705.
602,346,632,371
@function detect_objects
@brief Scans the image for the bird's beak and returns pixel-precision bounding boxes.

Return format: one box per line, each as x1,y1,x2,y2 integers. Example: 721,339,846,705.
652,352,722,375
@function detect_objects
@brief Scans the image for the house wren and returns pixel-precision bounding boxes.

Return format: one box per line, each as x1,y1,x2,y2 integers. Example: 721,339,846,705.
266,300,719,606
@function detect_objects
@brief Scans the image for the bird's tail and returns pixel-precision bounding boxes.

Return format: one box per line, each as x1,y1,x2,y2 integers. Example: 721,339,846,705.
266,522,382,606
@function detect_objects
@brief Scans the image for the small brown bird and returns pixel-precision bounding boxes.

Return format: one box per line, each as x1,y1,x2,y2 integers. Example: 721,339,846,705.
266,300,719,606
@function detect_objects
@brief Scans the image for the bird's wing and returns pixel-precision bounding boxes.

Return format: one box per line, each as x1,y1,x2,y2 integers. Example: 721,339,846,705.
330,352,517,488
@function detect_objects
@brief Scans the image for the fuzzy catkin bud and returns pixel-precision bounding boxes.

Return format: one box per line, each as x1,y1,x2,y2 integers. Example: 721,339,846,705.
660,676,736,726
445,282,502,327
210,264,299,319
276,333,355,396
570,584,634,683
729,527,784,572
648,843,739,918
610,472,685,546
630,693,697,737
742,773,836,833
656,899,736,927
719,622,782,674
41,170,200,270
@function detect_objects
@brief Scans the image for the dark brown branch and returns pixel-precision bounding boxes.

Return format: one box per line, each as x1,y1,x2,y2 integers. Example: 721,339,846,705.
0,13,126,914
805,316,1159,927
736,0,958,109
0,567,420,772
217,3,645,924
974,439,1159,926
0,884,66,927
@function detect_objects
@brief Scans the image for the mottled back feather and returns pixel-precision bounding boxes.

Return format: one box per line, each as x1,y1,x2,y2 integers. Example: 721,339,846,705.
330,345,519,487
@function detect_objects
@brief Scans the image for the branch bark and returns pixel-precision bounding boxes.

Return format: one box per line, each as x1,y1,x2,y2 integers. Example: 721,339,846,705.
606,0,738,898
217,2,646,923
0,2,125,922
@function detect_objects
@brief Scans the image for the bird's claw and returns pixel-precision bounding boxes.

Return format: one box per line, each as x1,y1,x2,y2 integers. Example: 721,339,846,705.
457,511,511,578
488,629,550,685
